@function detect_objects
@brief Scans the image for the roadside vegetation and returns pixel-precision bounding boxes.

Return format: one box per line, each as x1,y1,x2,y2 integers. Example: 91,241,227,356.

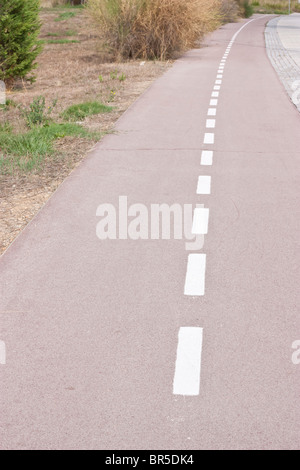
86,1,254,60
87,0,222,60
0,0,42,87
0,0,256,254
250,0,300,14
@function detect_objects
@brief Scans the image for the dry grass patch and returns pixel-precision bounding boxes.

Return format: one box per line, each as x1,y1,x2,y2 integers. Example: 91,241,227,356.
0,6,171,254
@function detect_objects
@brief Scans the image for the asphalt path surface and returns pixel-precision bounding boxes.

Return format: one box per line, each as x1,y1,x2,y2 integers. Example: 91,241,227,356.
0,15,299,450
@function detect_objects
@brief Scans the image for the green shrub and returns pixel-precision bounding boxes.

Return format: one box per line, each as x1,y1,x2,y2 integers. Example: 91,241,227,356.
0,0,43,87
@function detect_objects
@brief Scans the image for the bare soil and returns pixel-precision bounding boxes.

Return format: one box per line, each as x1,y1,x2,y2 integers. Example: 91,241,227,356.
0,7,171,255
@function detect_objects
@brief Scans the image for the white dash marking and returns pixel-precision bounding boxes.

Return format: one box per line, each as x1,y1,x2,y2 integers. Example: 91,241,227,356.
197,175,211,194
201,150,213,165
192,208,209,235
204,133,214,144
211,91,219,98
0,341,6,365
207,108,216,116
184,254,207,297
173,327,203,396
215,80,222,84
217,74,223,79
214,85,220,90
206,119,216,128
210,99,218,106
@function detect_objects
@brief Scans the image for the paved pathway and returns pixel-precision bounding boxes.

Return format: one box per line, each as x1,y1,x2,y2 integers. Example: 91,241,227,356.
265,13,300,112
1,15,300,450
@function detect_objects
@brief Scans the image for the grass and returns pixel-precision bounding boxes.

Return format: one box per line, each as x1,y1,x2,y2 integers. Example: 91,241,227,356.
46,39,80,44
0,99,18,110
61,101,113,121
55,11,77,22
250,0,300,13
0,123,100,173
46,30,78,37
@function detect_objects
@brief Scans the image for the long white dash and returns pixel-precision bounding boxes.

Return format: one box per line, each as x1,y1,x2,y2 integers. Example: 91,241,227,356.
206,119,216,128
0,341,6,365
173,327,203,396
204,133,214,144
197,175,211,194
184,254,207,296
192,208,209,235
201,150,213,165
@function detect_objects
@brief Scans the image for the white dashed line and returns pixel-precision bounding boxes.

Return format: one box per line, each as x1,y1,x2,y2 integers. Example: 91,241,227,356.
201,150,213,165
207,108,216,116
204,133,214,144
217,74,223,79
173,327,203,396
0,341,6,365
184,254,207,296
192,208,209,235
197,175,211,194
214,86,220,91
206,119,216,128
211,91,219,97
210,99,218,106
215,80,222,84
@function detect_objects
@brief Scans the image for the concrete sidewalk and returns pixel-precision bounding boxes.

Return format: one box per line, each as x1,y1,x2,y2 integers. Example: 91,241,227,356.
265,13,300,112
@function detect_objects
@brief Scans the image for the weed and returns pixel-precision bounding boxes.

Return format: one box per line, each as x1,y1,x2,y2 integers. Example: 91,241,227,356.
19,96,58,128
108,89,117,102
61,101,113,121
118,73,126,82
110,70,119,80
0,99,17,111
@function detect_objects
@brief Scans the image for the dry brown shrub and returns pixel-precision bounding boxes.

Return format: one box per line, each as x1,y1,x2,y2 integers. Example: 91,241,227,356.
220,0,240,22
87,0,222,60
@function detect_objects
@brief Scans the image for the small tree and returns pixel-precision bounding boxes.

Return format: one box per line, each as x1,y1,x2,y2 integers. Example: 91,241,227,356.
0,0,43,87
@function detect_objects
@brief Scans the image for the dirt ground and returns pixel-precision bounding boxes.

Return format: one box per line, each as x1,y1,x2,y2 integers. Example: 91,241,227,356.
0,7,172,255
